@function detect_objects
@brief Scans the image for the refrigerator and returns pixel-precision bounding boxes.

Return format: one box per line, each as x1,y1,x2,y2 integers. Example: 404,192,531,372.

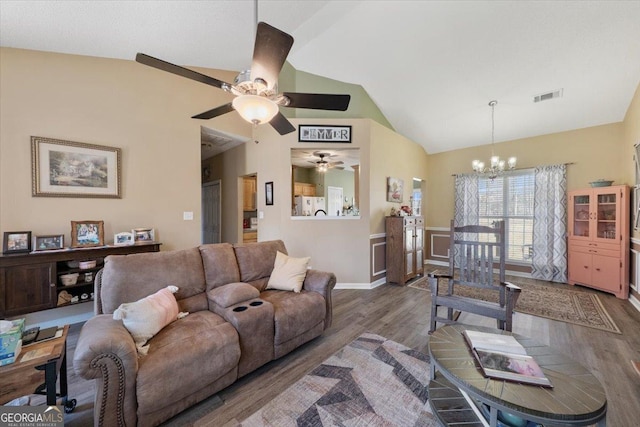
294,196,326,216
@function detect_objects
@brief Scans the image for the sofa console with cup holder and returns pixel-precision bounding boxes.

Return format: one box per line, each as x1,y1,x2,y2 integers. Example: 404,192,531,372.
73,240,336,427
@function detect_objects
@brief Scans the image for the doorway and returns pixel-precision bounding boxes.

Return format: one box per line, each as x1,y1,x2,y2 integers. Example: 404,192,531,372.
202,180,221,244
327,186,343,216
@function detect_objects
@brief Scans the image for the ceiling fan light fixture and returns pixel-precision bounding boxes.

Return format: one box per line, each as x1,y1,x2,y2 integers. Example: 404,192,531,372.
232,94,278,125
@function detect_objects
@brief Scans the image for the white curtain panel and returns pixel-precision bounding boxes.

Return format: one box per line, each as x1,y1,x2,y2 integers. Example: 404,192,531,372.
454,174,479,227
453,174,480,265
532,164,567,282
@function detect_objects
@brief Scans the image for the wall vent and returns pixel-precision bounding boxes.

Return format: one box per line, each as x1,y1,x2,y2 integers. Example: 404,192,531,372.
533,89,563,103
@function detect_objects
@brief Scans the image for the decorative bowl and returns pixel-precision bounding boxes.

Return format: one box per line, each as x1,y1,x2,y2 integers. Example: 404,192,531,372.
60,273,79,286
589,179,613,187
79,260,97,270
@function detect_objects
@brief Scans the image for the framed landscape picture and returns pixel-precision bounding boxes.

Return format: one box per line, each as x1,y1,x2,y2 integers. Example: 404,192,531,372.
71,220,105,248
31,136,121,198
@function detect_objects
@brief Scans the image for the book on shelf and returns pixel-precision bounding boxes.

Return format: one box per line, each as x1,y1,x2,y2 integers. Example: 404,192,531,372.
463,329,552,387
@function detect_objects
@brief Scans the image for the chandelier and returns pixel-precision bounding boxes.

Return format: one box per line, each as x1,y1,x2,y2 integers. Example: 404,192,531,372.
472,100,516,179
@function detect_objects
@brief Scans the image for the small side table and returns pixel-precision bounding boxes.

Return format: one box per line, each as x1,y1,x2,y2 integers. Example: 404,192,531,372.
0,325,76,413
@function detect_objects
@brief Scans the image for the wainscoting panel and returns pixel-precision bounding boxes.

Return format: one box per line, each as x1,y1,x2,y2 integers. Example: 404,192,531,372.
370,234,386,284
425,227,450,264
630,238,640,311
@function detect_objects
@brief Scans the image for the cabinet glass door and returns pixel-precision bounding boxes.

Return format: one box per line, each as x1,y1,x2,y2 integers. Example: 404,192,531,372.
572,194,591,238
596,191,617,240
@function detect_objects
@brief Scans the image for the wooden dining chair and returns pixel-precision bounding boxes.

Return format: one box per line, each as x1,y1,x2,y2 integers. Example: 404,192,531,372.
428,220,521,333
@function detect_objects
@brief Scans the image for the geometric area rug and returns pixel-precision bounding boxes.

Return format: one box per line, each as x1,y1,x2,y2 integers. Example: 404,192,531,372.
240,333,438,427
409,275,621,334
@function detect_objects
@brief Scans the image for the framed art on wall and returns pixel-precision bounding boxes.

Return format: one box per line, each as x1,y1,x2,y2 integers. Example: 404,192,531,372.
71,220,105,248
2,231,32,254
265,181,274,205
31,136,122,198
387,177,404,203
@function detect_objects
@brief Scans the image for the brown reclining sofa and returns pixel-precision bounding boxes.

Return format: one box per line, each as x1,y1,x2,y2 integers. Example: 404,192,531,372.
73,240,336,426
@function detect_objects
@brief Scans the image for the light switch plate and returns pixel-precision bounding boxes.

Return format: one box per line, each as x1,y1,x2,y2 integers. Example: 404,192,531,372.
183,211,194,220
259,211,264,219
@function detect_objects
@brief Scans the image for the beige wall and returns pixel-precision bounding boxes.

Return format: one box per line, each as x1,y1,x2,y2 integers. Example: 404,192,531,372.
202,118,429,284
426,122,626,228
370,122,429,234
0,47,248,251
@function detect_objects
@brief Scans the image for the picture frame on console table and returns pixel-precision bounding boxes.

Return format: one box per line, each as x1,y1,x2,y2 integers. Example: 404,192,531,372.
71,220,105,248
114,232,134,246
3,231,32,254
132,228,155,242
31,136,122,198
34,234,65,251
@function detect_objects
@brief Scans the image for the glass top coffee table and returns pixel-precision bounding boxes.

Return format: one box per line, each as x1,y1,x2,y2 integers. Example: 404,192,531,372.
428,324,607,426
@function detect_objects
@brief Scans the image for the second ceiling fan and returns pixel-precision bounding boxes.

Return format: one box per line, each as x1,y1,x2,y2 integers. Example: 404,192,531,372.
136,21,351,136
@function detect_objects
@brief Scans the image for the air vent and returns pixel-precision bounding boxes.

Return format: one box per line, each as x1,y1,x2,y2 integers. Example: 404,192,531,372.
533,89,563,103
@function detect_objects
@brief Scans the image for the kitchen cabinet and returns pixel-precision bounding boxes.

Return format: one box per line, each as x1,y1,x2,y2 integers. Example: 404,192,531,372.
243,231,257,243
293,182,316,197
386,216,424,285
0,242,161,317
568,185,629,298
243,177,257,211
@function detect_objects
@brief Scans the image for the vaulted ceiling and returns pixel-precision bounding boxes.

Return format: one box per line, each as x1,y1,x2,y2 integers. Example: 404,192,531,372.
2,1,639,154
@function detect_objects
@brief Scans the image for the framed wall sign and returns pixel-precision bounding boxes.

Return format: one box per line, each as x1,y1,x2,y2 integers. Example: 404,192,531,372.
265,181,274,205
31,136,122,198
3,231,32,254
298,125,351,143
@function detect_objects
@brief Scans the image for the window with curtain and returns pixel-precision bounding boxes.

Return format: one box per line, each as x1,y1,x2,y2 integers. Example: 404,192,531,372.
478,170,535,263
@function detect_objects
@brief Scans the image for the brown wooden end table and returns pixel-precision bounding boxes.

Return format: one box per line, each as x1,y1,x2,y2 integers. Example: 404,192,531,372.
428,324,607,427
0,324,76,412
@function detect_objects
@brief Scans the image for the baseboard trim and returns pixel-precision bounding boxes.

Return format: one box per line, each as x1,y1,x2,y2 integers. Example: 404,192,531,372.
629,294,640,313
335,278,386,290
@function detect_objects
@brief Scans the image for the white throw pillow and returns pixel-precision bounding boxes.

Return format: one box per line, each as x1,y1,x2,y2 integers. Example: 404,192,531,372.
113,285,187,355
266,251,310,293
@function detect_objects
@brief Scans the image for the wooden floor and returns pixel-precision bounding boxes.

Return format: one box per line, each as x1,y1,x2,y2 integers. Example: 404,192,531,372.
39,279,640,426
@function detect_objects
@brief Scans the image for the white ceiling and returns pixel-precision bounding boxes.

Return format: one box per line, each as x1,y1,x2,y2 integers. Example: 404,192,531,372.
2,1,639,154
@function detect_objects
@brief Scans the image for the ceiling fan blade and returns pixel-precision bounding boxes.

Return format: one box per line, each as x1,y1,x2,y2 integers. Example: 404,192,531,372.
250,22,294,89
270,112,296,135
192,103,234,120
136,53,230,89
283,93,351,111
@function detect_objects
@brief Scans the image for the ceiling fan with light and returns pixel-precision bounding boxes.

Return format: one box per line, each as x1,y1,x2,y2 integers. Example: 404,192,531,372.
135,18,350,136
309,152,344,172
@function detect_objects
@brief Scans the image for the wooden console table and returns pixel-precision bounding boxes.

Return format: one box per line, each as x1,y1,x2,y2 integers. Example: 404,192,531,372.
428,325,607,426
0,242,161,317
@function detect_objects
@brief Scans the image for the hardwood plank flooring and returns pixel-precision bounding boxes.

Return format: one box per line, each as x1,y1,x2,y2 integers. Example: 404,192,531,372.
28,280,640,426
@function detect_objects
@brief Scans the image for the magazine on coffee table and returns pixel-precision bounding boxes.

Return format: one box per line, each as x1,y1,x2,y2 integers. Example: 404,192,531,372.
464,330,552,387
